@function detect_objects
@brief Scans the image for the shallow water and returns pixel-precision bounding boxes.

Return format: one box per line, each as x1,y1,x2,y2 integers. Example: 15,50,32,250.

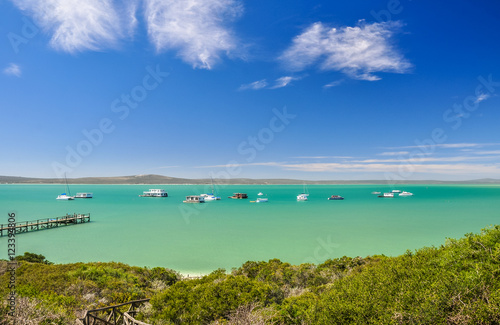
1,184,499,274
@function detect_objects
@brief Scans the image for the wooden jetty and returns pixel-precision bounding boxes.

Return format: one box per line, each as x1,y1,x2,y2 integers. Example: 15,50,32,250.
0,213,90,237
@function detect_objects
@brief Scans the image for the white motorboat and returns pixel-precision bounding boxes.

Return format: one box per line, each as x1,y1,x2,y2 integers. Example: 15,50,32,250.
75,193,93,199
139,189,168,197
201,193,221,201
256,197,268,203
183,195,205,203
399,191,414,197
257,192,264,196
391,190,402,193
378,193,394,198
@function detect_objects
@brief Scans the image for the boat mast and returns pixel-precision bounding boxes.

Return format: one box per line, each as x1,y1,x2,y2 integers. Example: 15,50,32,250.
65,173,71,196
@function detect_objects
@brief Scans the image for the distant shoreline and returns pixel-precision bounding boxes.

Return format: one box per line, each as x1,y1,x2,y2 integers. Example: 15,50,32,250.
1,174,500,185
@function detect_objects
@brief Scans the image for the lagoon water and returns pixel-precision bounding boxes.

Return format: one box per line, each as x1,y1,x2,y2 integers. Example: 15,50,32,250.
0,184,499,274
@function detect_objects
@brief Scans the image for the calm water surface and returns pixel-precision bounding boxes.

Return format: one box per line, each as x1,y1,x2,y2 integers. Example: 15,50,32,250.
1,184,499,274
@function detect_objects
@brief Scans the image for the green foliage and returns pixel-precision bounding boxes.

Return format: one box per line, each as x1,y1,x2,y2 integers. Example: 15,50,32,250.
149,270,283,324
276,225,500,324
0,260,180,321
2,226,500,324
15,252,53,264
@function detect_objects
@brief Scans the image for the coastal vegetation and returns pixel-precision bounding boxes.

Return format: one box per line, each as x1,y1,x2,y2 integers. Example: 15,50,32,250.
1,225,500,324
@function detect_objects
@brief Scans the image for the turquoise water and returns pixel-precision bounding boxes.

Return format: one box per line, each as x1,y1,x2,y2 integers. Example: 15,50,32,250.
0,184,499,274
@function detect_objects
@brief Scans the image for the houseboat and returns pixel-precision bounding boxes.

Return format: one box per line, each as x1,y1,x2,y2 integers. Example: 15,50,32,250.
139,189,168,197
228,193,248,199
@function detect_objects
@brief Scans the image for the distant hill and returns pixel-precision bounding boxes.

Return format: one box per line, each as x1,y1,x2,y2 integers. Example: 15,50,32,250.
1,174,500,185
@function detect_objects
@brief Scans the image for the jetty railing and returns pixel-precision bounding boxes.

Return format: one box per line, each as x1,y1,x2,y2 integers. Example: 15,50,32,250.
78,299,151,325
0,213,90,237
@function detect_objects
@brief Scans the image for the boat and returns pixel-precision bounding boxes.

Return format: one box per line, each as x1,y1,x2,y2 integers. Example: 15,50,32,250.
371,191,381,195
201,179,221,201
399,191,414,197
297,184,309,201
183,195,205,203
228,193,248,199
139,189,168,197
391,190,402,193
257,192,264,196
56,193,74,200
378,193,394,198
297,193,309,201
201,193,220,201
256,197,268,203
75,193,93,199
328,195,344,200
56,174,74,200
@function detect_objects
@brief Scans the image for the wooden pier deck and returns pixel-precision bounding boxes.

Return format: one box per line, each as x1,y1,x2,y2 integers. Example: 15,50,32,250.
0,213,90,237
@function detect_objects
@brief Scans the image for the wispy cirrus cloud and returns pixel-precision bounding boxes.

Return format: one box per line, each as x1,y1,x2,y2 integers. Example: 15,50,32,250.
238,79,268,90
11,0,127,53
471,150,500,155
10,0,242,69
279,20,411,81
3,63,21,77
383,143,500,150
278,162,500,175
269,76,301,89
377,151,410,156
144,0,243,69
239,76,301,90
323,79,344,88
194,143,500,179
291,156,354,159
352,156,499,164
475,93,491,103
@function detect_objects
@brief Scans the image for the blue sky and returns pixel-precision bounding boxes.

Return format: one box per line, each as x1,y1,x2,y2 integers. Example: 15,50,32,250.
1,0,500,181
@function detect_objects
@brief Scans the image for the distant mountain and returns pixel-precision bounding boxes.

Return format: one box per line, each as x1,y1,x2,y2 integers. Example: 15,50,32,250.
1,175,500,185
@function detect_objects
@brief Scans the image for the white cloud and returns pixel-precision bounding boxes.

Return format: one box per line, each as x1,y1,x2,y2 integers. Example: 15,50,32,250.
238,79,268,90
3,63,21,77
383,143,500,150
144,0,243,69
354,156,495,164
292,156,354,159
239,76,301,90
12,0,126,53
472,150,500,155
279,162,500,175
377,151,409,156
323,79,344,88
475,93,491,103
270,76,301,89
280,20,411,80
10,0,241,69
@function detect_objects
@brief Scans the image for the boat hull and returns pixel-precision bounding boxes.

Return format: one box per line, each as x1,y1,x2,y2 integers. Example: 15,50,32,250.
57,195,74,200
